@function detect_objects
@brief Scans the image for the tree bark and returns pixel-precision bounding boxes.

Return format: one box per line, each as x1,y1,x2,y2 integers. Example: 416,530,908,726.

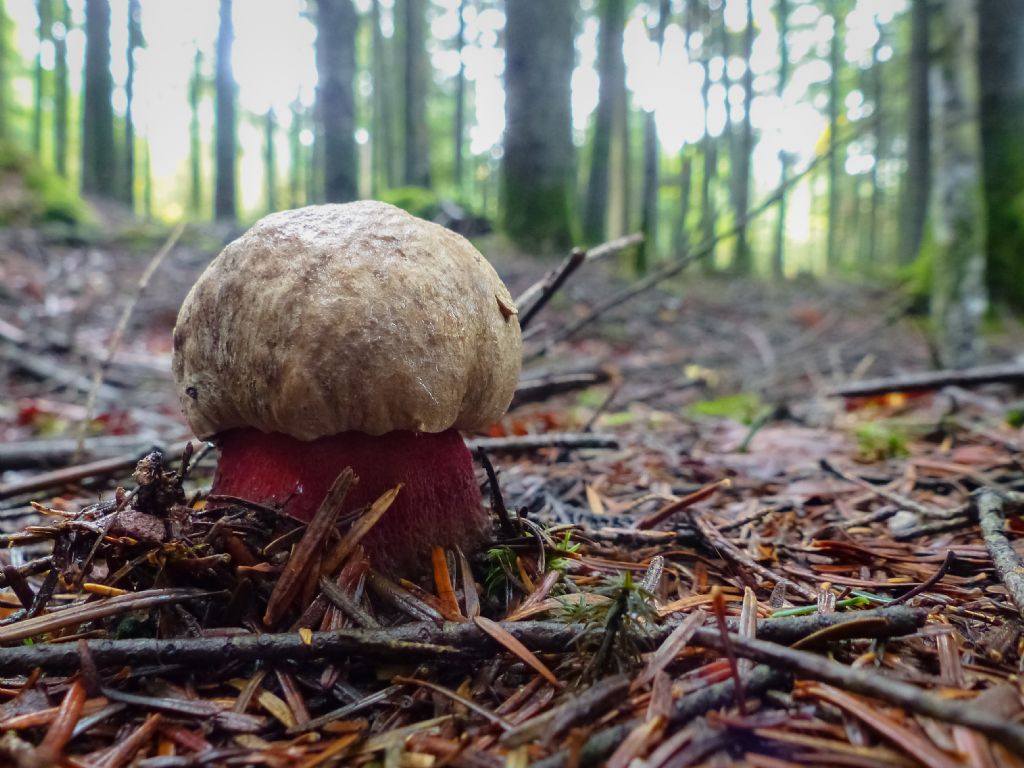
82,0,115,198
584,0,626,244
638,0,670,272
772,0,790,280
930,0,987,368
264,108,277,212
453,0,467,193
699,4,718,274
315,0,358,203
731,0,755,274
214,0,237,222
370,0,395,192
502,0,575,251
33,0,51,157
865,22,883,268
826,0,841,269
402,0,430,187
122,0,141,209
53,0,69,176
899,0,930,264
978,0,1024,310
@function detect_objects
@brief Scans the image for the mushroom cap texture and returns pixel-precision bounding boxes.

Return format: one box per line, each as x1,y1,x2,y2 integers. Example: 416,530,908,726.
172,201,522,440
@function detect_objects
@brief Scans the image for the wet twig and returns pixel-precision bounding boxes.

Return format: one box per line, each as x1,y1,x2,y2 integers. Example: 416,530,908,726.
974,489,1024,619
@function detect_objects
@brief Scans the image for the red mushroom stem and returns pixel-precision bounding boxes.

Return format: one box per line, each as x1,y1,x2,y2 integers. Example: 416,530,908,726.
210,428,490,564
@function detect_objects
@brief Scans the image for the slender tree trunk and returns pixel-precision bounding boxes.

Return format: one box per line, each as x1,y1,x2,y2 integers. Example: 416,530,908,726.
82,0,115,197
826,0,842,269
699,5,717,273
502,0,575,250
899,0,930,264
453,0,466,192
731,0,754,274
930,0,986,368
866,22,883,268
289,99,304,208
402,0,430,187
315,0,357,202
264,108,277,212
214,0,237,222
978,0,1024,310
33,0,51,157
122,0,140,208
53,0,69,176
772,0,790,280
584,0,626,244
638,0,670,272
716,2,734,206
188,49,202,216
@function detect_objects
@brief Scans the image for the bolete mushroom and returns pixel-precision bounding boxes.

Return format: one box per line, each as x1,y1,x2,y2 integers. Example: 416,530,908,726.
172,201,521,564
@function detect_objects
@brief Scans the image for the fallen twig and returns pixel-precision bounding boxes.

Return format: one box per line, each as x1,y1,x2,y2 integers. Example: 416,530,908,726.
468,432,619,454
830,363,1024,398
974,489,1024,619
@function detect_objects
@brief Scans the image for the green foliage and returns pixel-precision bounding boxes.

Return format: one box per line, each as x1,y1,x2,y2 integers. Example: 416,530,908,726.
687,392,764,424
547,531,581,575
1006,407,1024,429
379,186,442,220
0,140,88,226
854,421,910,461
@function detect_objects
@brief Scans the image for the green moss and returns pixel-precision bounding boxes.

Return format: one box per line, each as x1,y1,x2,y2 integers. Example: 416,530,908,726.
379,186,442,220
687,392,764,424
501,176,576,253
854,422,910,461
0,141,89,226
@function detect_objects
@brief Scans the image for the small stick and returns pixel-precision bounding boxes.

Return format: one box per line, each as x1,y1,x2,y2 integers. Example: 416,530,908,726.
0,451,148,501
820,458,956,519
469,433,619,454
974,489,1024,619
476,449,517,538
886,549,956,606
830,363,1024,398
637,479,730,530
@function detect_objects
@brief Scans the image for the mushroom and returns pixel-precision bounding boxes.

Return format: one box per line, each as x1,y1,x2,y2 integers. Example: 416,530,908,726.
172,201,522,564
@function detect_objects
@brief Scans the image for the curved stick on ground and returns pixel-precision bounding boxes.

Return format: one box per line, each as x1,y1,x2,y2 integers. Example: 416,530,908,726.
974,489,1024,619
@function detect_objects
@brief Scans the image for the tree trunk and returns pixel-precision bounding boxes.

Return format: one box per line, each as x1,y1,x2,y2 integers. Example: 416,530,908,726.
189,49,203,216
264,108,277,212
866,23,883,268
402,0,430,187
142,138,152,218
930,0,986,368
638,0,670,272
584,0,626,244
289,99,304,208
122,0,141,209
53,0,69,176
731,0,754,274
772,0,789,280
978,0,1024,310
33,0,51,157
214,0,237,222
453,0,467,193
826,0,841,269
315,0,357,202
899,0,930,264
82,0,115,198
502,0,575,251
699,4,717,274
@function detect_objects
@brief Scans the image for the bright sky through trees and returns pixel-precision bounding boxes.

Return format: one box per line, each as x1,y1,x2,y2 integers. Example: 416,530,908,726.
4,0,905,222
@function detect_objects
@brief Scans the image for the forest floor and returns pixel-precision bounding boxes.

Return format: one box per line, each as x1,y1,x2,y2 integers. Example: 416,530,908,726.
0,223,1023,767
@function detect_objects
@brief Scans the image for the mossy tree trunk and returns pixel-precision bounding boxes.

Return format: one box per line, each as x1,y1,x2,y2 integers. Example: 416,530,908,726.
289,99,304,208
502,0,575,252
214,0,236,222
826,0,841,270
82,0,115,198
33,0,51,158
699,3,717,274
401,0,430,188
264,108,277,212
899,0,930,264
315,0,357,203
930,0,986,368
978,0,1024,310
584,0,625,245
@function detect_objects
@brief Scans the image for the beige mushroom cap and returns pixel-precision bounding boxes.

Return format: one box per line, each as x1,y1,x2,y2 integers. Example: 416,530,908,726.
172,201,522,441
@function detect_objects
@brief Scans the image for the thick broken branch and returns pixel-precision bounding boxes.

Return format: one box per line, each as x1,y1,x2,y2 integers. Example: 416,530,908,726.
830,363,1024,398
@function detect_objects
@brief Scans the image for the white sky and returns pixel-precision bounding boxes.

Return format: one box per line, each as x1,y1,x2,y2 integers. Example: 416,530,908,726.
4,0,905,225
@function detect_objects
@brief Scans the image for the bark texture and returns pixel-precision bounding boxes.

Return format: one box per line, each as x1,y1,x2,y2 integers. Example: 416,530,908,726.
402,0,431,187
214,0,236,221
930,0,987,368
502,0,575,251
82,0,115,197
315,0,357,203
